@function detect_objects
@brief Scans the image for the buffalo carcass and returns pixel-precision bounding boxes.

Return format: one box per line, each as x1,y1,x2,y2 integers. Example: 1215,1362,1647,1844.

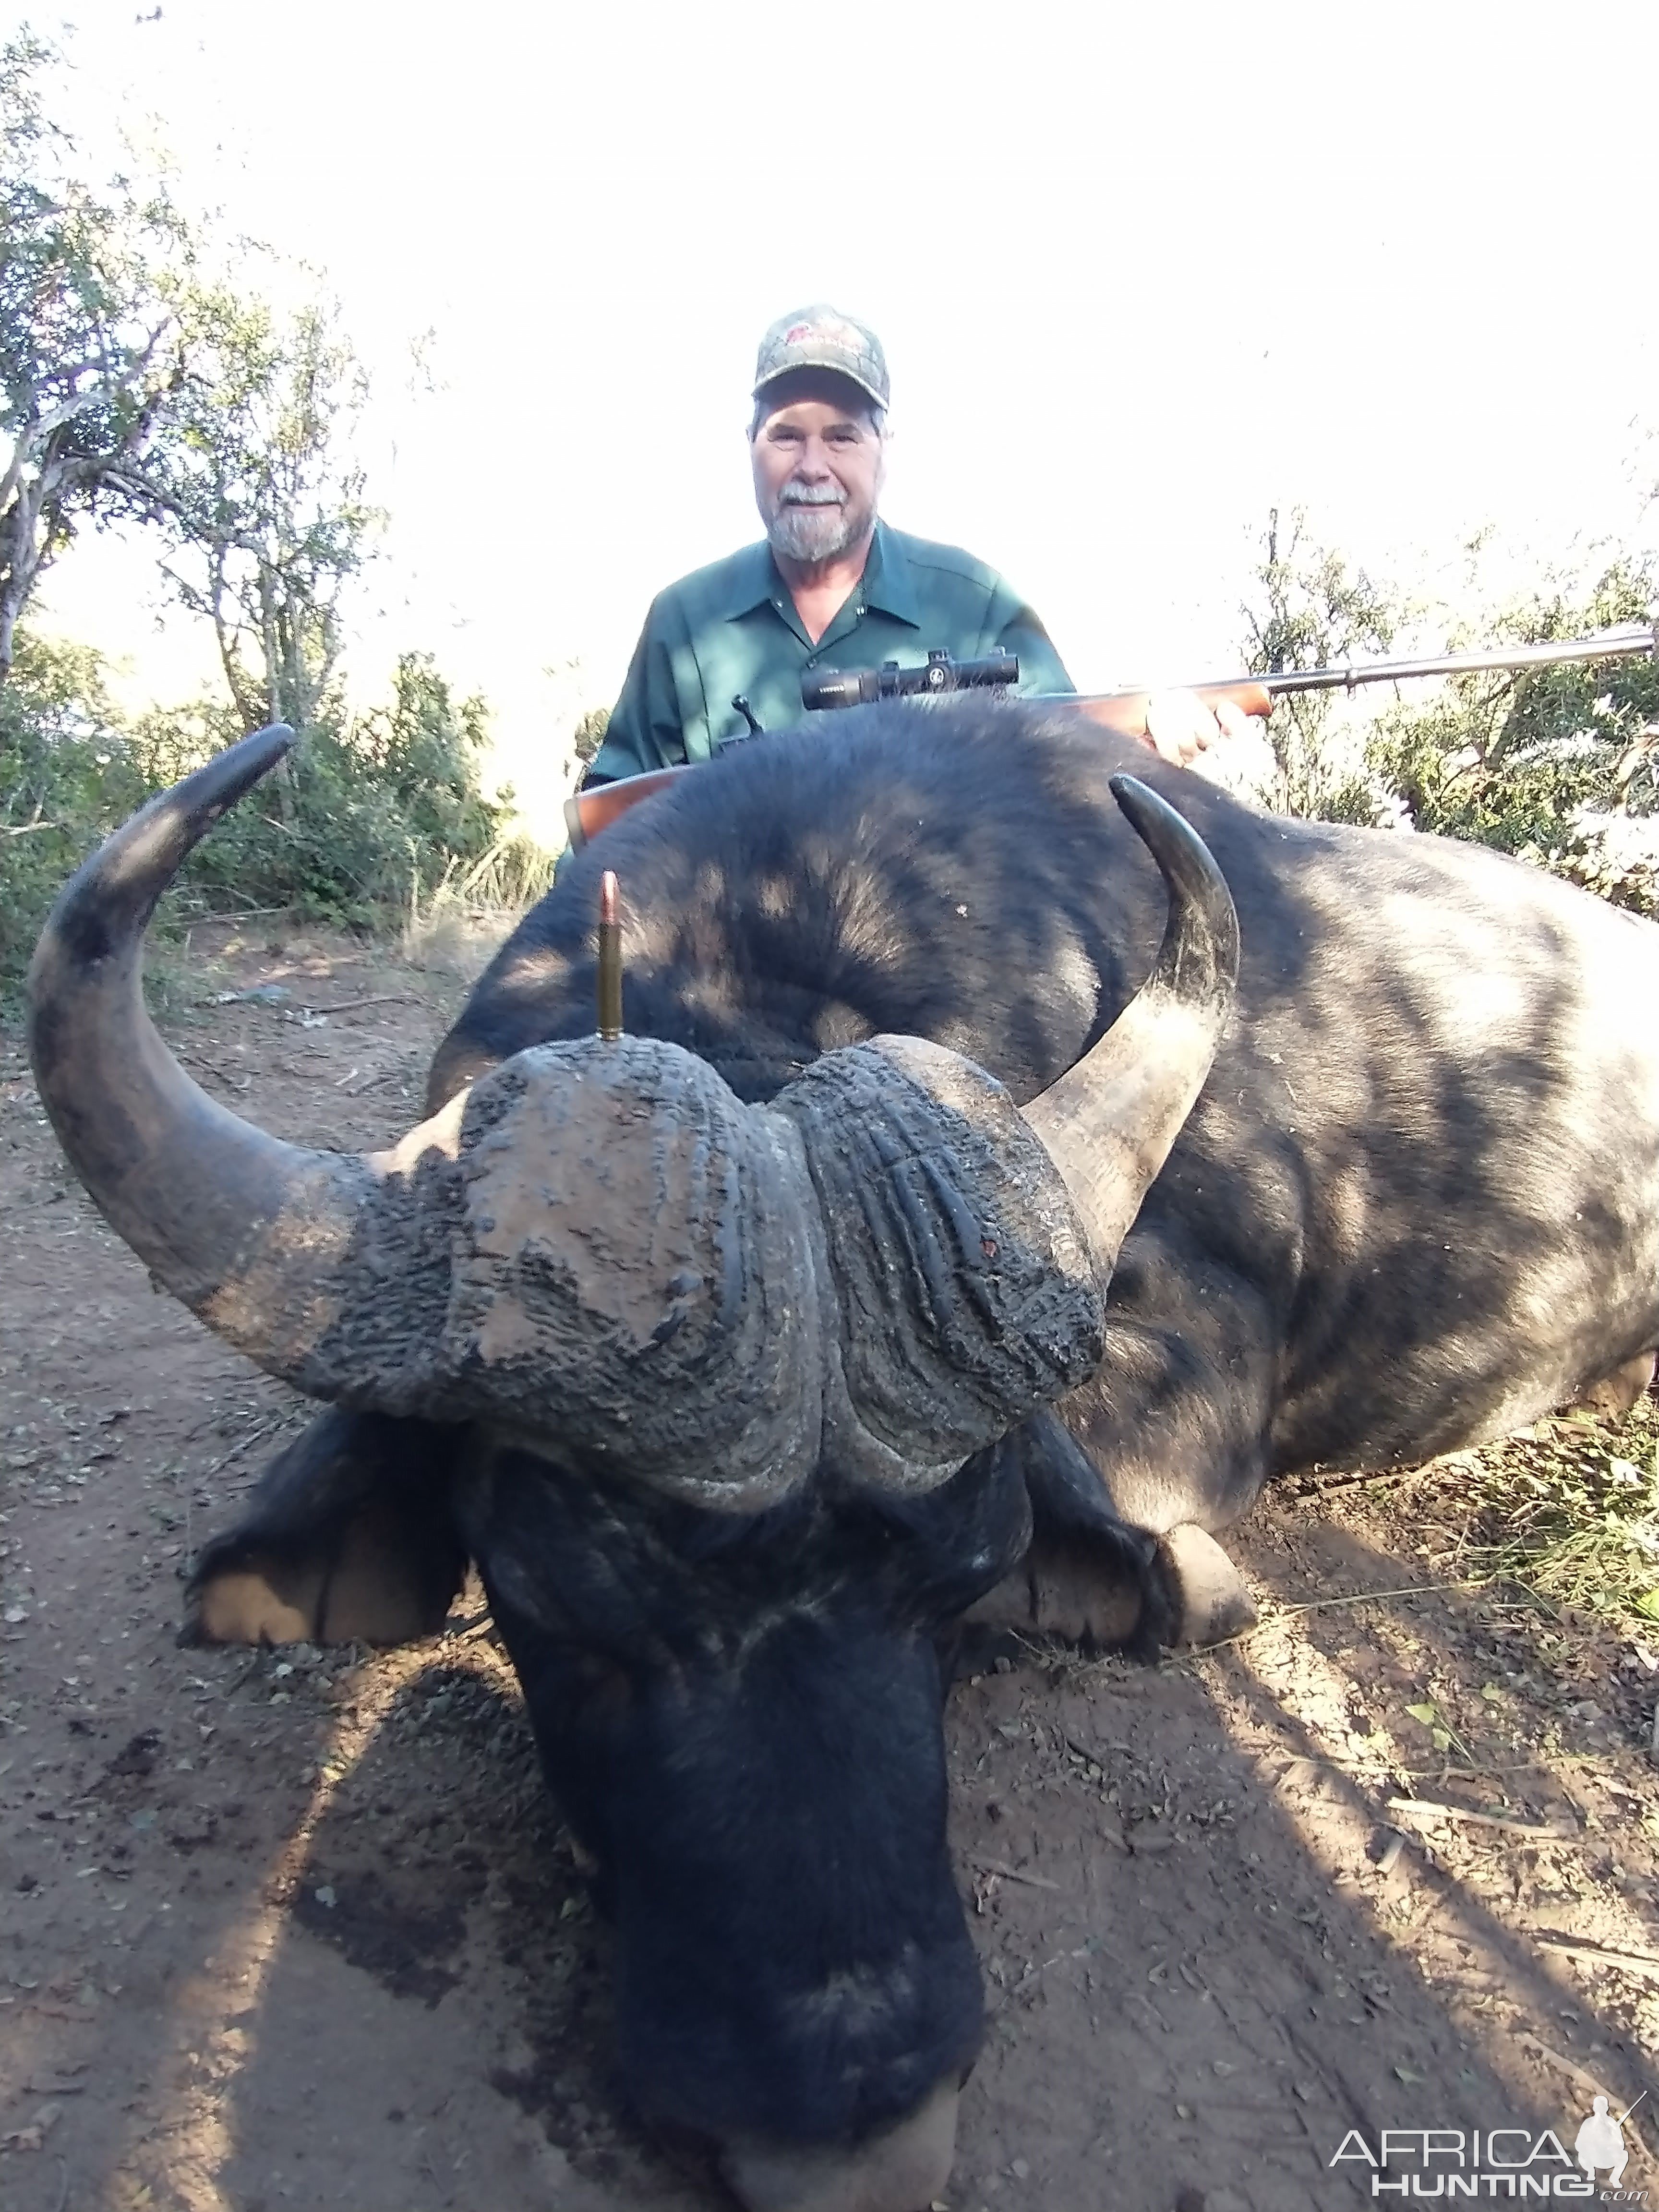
28,699,1659,2212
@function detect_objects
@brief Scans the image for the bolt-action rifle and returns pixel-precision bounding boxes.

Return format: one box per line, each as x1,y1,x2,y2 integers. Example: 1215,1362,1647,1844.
564,623,1659,852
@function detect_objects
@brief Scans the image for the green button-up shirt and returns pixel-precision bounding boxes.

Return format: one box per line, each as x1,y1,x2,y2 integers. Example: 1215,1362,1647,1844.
587,521,1074,783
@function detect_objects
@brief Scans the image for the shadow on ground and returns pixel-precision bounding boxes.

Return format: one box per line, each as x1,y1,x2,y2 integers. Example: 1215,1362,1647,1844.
142,1555,1652,2212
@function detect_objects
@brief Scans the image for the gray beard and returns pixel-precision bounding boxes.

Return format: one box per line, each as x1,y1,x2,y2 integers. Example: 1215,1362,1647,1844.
766,491,864,565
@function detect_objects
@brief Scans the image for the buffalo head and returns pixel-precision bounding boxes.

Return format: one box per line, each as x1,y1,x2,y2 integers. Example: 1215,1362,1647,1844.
28,726,1238,2212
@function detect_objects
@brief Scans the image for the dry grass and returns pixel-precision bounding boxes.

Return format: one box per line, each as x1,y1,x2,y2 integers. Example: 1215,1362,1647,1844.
400,827,555,954
1445,1391,1659,1629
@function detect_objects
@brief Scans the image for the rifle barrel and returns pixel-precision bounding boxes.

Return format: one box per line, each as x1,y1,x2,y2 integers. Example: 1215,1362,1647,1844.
1253,625,1658,698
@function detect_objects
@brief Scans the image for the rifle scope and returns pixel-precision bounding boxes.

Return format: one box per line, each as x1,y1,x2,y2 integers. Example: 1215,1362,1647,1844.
803,648,1021,711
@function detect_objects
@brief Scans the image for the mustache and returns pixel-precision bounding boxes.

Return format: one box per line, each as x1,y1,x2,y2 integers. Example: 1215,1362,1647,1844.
778,482,847,507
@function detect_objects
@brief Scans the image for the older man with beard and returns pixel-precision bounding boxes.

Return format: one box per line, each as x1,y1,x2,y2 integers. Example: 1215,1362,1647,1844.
584,305,1241,787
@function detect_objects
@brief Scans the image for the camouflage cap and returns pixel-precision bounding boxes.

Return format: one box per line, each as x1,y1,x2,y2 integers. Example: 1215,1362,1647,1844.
752,304,890,409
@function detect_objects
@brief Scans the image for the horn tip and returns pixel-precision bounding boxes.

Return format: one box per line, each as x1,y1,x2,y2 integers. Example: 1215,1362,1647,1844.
1107,772,1240,986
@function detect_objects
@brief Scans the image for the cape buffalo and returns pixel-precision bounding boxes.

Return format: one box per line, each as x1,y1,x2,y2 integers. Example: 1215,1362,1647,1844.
27,699,1659,2212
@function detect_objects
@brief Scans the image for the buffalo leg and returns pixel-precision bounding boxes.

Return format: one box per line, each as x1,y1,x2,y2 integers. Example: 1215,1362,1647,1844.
962,1412,1158,1652
1572,1349,1657,1419
182,1409,466,1647
963,1414,1260,1653
1057,1283,1274,1649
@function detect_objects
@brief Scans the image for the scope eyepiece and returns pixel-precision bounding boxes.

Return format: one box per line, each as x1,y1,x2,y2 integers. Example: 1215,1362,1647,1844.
800,669,874,710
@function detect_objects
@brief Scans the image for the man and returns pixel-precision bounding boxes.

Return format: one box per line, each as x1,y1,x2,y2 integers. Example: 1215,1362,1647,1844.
585,304,1245,787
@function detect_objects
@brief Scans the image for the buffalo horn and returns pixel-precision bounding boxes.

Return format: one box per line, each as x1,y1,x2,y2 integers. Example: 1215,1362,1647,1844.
1019,774,1239,1276
25,727,403,1380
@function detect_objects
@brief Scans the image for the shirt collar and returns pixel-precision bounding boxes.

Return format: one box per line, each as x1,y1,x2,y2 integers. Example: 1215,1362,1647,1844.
721,521,922,628
725,540,782,618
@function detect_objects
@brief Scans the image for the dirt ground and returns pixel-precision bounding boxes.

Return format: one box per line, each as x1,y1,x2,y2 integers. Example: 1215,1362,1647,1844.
3,921,1659,2212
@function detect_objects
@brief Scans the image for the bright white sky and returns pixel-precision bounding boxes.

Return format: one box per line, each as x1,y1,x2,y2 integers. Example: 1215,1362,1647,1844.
17,0,1659,837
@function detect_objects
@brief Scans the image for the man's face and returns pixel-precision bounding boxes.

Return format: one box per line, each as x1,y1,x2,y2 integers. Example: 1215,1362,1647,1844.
751,388,887,566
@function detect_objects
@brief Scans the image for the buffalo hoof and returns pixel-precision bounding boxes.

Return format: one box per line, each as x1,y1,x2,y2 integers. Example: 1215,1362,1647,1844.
1573,1349,1657,1419
1153,1523,1257,1648
184,1493,457,1647
721,2078,959,2212
962,1534,1143,1651
180,1409,465,1648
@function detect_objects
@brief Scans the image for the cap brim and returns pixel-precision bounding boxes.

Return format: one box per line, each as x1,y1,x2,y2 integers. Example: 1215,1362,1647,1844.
752,360,888,409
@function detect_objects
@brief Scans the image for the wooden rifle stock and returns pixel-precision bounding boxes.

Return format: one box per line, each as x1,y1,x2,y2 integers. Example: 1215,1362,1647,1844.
1070,680,1273,740
565,768,687,849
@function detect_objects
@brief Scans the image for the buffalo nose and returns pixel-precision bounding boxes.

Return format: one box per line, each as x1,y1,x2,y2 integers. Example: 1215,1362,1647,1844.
719,2079,960,2212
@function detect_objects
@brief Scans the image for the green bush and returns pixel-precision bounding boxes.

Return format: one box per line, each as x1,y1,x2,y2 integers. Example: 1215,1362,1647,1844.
127,654,508,925
573,705,609,766
1364,559,1659,914
0,635,150,987
0,639,536,1002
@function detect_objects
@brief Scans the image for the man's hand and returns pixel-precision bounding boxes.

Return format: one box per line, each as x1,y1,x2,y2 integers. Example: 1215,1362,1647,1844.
1142,689,1261,767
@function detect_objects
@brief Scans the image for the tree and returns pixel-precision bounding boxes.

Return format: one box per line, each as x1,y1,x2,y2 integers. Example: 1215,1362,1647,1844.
573,705,609,765
1,32,378,730
0,30,187,681
1238,506,1401,818
149,284,381,733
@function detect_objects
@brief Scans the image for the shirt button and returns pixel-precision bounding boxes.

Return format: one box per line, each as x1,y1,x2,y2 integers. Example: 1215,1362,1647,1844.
805,654,817,667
